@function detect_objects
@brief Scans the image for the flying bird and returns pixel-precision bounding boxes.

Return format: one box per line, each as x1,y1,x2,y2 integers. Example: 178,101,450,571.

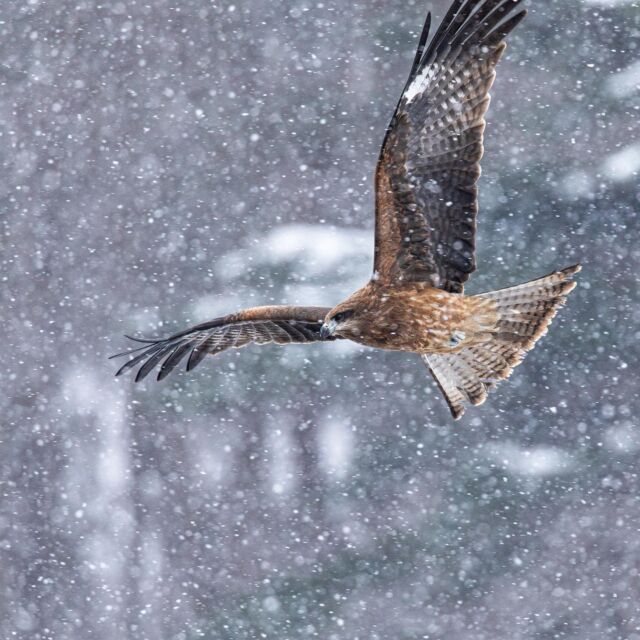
112,0,580,419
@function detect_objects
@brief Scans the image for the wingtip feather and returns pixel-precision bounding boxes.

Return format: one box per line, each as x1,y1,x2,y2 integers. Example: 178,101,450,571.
156,342,192,381
124,334,160,344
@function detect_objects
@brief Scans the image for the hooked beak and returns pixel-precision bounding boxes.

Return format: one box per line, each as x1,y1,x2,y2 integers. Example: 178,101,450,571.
320,319,337,340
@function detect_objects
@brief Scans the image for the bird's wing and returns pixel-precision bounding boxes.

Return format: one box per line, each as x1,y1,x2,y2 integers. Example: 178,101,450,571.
374,0,526,292
110,305,337,382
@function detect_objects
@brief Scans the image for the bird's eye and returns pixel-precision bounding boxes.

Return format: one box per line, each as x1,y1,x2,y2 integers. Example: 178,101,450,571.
333,310,352,323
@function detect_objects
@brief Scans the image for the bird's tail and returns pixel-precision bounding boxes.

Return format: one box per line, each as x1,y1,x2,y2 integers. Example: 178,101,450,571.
424,264,581,419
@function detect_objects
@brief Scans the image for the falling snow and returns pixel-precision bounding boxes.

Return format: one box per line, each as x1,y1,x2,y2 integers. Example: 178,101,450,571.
2,1,639,639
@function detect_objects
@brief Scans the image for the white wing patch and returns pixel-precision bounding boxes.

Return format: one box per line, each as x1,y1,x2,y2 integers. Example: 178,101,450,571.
403,62,440,104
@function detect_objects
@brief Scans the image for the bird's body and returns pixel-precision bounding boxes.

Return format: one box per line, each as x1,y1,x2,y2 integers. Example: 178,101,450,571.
113,0,581,419
323,282,489,354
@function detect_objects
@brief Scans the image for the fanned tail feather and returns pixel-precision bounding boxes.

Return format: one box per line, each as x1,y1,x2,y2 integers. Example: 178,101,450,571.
425,264,581,419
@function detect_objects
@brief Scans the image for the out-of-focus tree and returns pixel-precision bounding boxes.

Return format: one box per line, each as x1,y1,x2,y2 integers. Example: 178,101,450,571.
1,1,639,639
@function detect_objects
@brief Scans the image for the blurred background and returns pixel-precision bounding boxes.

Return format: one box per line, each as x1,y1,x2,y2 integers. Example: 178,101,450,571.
2,0,639,638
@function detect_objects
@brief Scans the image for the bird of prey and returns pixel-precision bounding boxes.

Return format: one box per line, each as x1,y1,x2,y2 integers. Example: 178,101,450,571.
112,0,580,419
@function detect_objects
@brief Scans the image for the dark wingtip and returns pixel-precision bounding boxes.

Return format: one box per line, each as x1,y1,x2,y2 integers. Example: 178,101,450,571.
186,336,211,372
112,323,209,381
132,343,175,382
109,335,161,360
405,9,432,86
186,347,206,372
109,343,151,360
134,358,156,382
115,354,144,377
185,354,198,373
487,7,528,43
124,334,160,344
134,367,148,383
112,342,165,377
156,342,191,382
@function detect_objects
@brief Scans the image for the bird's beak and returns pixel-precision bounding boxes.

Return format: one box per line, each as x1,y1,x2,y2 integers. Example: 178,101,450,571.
320,319,337,340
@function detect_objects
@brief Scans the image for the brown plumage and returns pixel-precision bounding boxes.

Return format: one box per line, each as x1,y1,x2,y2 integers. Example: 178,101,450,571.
112,0,581,419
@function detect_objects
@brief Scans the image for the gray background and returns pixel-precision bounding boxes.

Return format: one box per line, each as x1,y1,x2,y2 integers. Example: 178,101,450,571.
2,0,639,638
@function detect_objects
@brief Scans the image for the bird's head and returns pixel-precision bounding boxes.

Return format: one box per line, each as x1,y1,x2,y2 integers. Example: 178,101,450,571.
321,283,378,340
320,300,364,340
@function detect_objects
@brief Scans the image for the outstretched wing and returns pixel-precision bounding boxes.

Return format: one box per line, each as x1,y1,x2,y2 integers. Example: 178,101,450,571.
111,306,337,382
374,0,526,292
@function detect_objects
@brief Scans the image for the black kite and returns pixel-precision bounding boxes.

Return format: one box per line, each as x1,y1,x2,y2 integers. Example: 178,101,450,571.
113,0,580,419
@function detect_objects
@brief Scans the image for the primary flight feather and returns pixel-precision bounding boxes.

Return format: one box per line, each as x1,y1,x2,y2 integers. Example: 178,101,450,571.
113,0,580,419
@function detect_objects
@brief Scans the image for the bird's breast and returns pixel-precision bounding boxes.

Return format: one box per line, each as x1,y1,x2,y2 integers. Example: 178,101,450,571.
348,287,478,353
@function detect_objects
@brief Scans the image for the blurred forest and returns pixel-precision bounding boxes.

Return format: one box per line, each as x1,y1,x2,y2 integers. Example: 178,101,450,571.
2,0,639,638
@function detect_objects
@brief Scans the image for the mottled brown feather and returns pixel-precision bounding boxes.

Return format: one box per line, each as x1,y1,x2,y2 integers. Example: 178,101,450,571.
374,0,526,292
424,265,581,419
113,1,582,422
111,306,337,381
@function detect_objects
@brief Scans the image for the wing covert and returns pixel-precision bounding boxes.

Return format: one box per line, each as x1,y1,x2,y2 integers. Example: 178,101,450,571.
374,0,526,292
110,305,337,382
